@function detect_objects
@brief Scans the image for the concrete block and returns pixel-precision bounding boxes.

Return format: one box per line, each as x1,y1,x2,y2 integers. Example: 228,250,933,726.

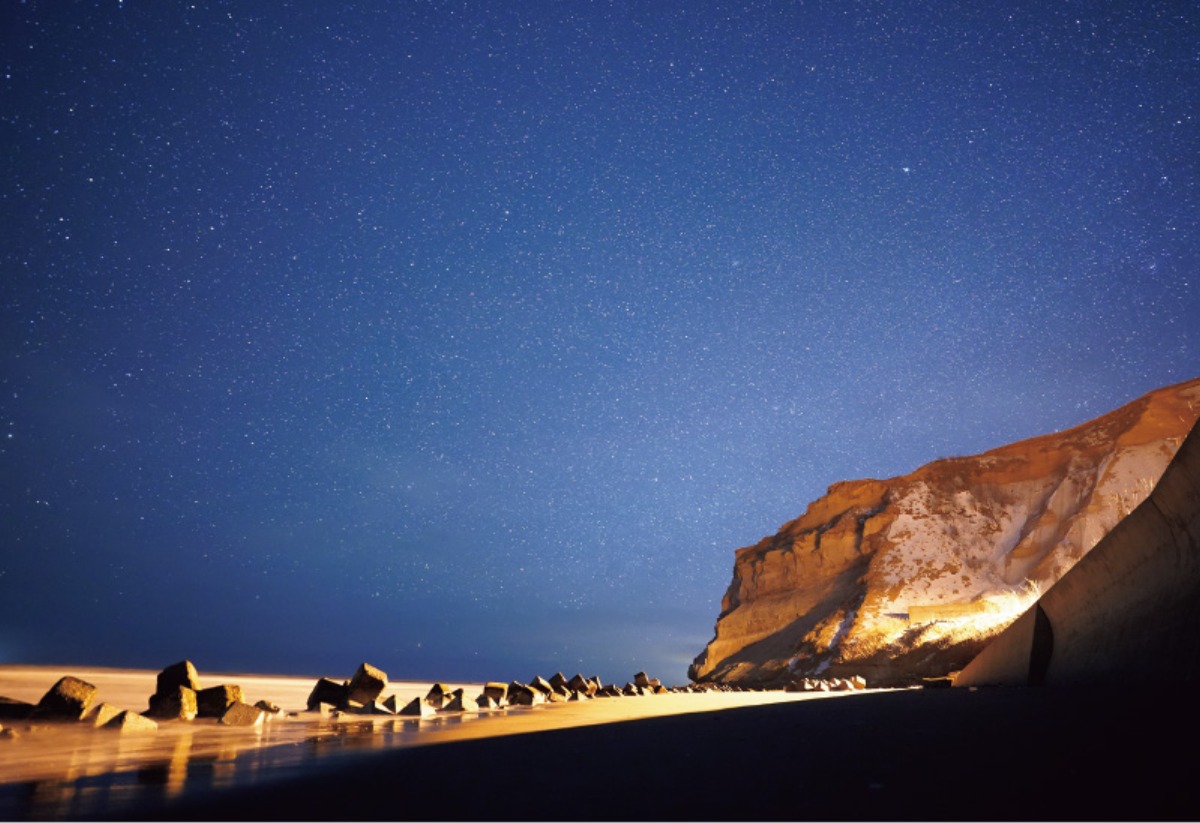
425,683,453,709
306,678,348,711
399,697,435,717
156,661,200,694
86,702,123,728
567,674,593,694
0,697,35,721
347,662,388,705
440,689,469,712
197,684,244,718
147,686,198,720
106,710,158,733
34,676,97,721
483,682,508,704
220,701,265,727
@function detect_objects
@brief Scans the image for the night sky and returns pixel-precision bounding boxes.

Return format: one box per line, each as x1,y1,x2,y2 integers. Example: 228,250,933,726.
2,1,1197,684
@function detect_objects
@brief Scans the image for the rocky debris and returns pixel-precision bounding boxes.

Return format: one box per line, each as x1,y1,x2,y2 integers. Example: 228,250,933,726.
1,662,687,745
505,683,530,705
106,710,158,733
220,701,265,727
492,672,671,703
255,700,283,716
34,676,97,721
440,689,470,712
0,697,35,721
302,662,391,714
147,686,198,721
306,678,349,712
157,660,201,694
347,663,388,706
548,673,574,697
425,683,454,709
483,682,508,706
692,378,1200,689
567,674,595,695
528,676,554,697
146,661,243,721
399,696,436,718
784,676,870,692
197,685,244,718
86,703,123,728
354,699,394,716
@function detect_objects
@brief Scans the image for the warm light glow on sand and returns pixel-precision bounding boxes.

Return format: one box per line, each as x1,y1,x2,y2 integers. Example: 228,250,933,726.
0,664,880,801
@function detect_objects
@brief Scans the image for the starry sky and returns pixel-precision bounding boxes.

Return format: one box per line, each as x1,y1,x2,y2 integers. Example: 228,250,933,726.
1,1,1197,685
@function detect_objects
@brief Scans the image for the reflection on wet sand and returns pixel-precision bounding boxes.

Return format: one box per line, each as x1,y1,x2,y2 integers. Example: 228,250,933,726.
0,666,835,821
0,711,518,820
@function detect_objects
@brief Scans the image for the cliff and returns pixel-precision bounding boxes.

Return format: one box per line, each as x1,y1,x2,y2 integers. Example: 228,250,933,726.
955,412,1200,687
690,377,1200,687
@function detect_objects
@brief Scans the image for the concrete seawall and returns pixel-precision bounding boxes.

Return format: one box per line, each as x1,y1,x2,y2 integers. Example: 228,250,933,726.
957,417,1200,687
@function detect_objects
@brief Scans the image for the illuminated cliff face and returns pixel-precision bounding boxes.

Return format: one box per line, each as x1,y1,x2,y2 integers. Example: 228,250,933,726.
691,378,1200,688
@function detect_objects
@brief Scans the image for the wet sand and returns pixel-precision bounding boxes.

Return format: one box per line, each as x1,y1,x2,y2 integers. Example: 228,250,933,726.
3,665,1196,820
0,665,845,820
163,683,1200,822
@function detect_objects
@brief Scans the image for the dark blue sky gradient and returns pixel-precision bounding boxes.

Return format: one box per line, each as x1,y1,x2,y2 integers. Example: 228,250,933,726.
2,1,1197,683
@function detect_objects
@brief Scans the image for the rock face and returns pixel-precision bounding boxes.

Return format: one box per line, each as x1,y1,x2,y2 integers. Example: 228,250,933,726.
956,413,1200,687
691,378,1200,688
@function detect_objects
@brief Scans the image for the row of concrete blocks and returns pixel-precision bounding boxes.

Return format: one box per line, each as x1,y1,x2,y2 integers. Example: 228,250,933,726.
0,661,285,738
147,659,282,727
0,676,156,737
0,661,680,737
784,676,869,693
303,665,673,718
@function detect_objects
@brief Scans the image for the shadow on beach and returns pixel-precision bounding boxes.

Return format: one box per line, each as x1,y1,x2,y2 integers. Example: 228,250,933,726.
123,683,1195,821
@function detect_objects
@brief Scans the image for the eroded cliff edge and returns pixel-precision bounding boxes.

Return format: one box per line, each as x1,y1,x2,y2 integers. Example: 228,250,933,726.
691,377,1200,687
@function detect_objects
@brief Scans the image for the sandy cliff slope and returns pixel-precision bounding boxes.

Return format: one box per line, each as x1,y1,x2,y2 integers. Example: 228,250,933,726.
691,377,1200,687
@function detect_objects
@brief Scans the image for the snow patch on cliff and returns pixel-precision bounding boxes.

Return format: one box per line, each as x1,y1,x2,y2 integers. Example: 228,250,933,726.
877,482,1027,608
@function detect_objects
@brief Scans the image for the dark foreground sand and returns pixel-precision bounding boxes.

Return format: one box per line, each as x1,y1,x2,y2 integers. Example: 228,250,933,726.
3,671,1196,821
132,684,1195,821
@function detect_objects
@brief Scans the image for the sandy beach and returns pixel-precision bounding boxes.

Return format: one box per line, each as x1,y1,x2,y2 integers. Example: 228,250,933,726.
3,666,1197,820
0,664,856,820
154,682,1199,822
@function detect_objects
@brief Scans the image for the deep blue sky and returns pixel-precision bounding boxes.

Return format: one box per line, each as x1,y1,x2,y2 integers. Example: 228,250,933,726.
2,1,1197,684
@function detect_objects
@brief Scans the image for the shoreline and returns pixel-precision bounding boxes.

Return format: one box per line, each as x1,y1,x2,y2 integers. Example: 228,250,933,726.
146,682,1200,821
0,663,850,821
2,664,1197,820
